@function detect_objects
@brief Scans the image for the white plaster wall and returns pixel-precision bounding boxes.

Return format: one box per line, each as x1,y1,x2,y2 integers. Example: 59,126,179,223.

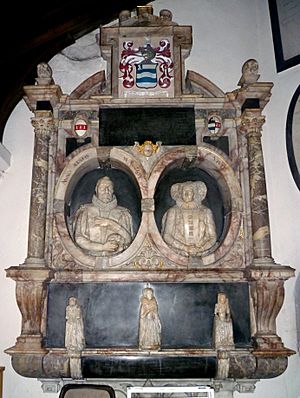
1,0,300,397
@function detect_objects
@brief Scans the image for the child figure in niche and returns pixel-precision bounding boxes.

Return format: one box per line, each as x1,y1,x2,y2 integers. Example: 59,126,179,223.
138,286,161,350
65,296,85,354
213,292,234,350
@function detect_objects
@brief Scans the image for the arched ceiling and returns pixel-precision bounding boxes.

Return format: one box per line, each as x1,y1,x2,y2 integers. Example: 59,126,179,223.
0,0,150,143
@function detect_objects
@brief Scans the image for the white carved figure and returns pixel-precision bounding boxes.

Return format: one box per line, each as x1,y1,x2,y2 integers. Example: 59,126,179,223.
161,181,217,256
238,58,260,87
73,176,134,256
36,62,53,85
213,293,235,350
65,296,85,353
138,286,161,350
119,9,131,25
159,8,177,25
65,297,85,379
159,9,173,21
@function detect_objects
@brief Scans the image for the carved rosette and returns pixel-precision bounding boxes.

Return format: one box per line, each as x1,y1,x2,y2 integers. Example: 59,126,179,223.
131,237,167,270
240,109,271,260
26,111,55,265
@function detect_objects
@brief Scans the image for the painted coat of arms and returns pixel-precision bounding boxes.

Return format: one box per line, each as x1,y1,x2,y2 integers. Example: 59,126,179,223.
119,39,174,89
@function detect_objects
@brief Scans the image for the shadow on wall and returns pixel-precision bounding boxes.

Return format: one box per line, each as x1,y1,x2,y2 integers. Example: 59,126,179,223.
295,273,300,353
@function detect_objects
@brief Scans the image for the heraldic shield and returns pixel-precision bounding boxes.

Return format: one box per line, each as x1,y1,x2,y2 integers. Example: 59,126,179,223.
136,61,158,89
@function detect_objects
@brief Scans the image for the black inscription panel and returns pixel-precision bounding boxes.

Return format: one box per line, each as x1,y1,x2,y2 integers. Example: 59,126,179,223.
99,107,196,146
82,356,217,378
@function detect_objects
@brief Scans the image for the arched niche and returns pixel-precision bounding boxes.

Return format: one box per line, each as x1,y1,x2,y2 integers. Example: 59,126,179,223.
67,168,141,238
154,167,224,241
147,144,242,266
54,145,144,268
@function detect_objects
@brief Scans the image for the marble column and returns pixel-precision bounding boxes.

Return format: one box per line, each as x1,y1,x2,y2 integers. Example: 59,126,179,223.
240,109,271,261
25,110,54,266
5,110,55,356
241,109,295,352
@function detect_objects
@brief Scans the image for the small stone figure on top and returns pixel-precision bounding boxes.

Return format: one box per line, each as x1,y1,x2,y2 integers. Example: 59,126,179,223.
36,62,53,85
238,59,260,87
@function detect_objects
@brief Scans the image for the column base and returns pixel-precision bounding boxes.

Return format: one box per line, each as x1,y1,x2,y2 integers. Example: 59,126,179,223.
5,334,46,354
24,256,46,267
254,334,284,350
252,334,295,356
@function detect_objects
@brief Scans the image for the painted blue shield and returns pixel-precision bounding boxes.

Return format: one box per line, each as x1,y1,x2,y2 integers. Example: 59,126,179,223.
136,62,157,89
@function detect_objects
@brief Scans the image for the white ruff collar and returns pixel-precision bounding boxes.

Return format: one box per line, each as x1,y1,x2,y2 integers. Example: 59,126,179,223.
92,194,118,211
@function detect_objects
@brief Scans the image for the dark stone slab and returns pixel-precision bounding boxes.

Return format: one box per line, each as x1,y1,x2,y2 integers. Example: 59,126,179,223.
254,357,288,379
12,354,46,378
203,136,229,156
45,282,251,349
66,137,91,156
229,355,256,378
99,108,196,146
82,356,217,378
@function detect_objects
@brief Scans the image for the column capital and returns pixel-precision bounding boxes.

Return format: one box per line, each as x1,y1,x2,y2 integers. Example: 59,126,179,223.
240,109,265,136
31,110,55,138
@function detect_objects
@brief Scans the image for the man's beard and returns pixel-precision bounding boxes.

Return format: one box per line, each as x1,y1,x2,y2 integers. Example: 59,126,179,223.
100,194,112,203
